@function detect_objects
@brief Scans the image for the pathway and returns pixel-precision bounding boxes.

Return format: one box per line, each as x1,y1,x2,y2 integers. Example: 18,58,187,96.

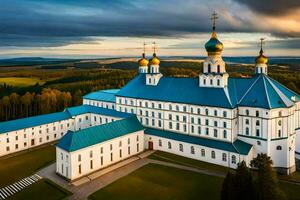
0,174,42,200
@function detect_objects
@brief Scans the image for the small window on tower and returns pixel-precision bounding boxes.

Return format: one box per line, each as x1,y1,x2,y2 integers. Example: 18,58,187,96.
208,64,211,73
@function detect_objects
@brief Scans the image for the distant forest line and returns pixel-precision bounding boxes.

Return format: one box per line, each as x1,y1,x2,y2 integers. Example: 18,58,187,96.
0,59,299,122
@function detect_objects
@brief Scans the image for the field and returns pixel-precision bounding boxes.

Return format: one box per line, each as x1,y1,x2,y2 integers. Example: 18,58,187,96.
0,145,56,187
0,77,45,87
7,179,71,200
89,163,224,200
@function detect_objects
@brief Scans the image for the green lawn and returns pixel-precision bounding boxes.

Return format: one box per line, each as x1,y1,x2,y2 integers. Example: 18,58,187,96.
0,77,45,87
7,179,72,200
89,164,224,200
148,150,230,174
0,145,56,187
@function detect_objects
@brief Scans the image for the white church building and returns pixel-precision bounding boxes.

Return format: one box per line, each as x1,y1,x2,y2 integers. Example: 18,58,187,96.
0,14,299,180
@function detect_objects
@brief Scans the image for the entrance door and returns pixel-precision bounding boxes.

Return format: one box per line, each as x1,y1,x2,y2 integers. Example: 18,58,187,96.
148,141,153,150
31,139,35,146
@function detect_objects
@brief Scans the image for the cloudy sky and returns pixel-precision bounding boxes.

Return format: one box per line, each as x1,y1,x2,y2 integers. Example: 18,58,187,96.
0,0,299,58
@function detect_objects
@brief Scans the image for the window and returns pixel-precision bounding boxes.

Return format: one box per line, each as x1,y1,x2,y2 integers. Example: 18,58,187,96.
90,160,93,169
223,130,227,139
168,142,172,149
176,105,179,111
210,79,213,85
205,109,209,116
128,138,130,144
191,125,194,133
245,127,249,135
223,111,227,118
201,149,205,157
217,65,220,73
176,123,180,130
278,120,282,126
169,104,172,110
78,154,81,162
191,146,195,154
257,141,261,145
278,130,282,137
246,110,249,116
256,120,260,126
208,64,211,73
245,119,249,125
217,79,220,86
169,114,172,120
78,164,82,174
276,146,282,150
205,119,209,125
110,144,113,150
100,147,103,154
222,153,227,162
211,151,216,159
159,139,162,147
198,127,201,134
214,110,217,116
206,128,209,135
179,144,183,152
256,110,259,117
223,122,227,128
214,129,218,138
214,121,218,127
231,155,236,164
279,111,282,117
197,108,201,114
119,141,122,147
256,129,260,137
119,149,122,158
169,122,173,129
183,125,187,132
191,117,194,124
90,151,93,158
110,153,113,161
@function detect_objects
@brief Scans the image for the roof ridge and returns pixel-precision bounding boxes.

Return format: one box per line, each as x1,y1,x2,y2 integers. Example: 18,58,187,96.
238,75,261,104
262,76,272,109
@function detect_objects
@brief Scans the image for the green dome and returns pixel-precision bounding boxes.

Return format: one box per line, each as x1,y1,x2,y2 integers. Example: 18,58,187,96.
205,32,223,54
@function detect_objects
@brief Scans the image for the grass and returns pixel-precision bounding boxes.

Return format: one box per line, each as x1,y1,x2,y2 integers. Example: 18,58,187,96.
7,178,72,200
148,150,230,174
89,163,224,200
0,145,56,187
0,77,45,87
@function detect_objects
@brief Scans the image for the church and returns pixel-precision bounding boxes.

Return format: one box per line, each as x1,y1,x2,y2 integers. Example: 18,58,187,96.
0,14,299,180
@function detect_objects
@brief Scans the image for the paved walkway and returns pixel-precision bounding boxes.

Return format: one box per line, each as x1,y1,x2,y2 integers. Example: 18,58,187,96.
0,174,42,200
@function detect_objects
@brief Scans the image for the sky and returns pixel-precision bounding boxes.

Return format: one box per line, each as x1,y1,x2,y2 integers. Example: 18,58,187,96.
0,0,299,58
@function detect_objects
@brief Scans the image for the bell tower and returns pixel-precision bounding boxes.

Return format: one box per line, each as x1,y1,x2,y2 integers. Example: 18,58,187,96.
146,42,163,86
255,38,268,75
199,11,228,88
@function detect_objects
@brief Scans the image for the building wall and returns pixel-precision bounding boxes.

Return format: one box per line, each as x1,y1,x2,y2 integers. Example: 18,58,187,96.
56,130,144,181
144,134,253,168
83,99,115,110
0,113,123,157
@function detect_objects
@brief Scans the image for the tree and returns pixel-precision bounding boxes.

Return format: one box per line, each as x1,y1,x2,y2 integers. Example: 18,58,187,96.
250,153,286,200
221,172,236,200
221,161,255,200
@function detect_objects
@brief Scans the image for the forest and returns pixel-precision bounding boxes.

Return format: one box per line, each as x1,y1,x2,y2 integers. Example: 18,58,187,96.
0,59,299,122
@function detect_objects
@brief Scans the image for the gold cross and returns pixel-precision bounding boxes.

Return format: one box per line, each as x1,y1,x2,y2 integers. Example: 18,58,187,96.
210,11,218,31
143,42,146,54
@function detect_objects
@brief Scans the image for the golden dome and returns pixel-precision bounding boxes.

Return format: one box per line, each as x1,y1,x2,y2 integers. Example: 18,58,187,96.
205,31,223,54
138,53,149,66
150,53,160,65
256,50,268,64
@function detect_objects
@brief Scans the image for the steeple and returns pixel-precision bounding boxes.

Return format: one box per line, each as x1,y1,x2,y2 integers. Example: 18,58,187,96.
146,42,163,86
255,38,268,75
138,42,149,74
199,11,228,88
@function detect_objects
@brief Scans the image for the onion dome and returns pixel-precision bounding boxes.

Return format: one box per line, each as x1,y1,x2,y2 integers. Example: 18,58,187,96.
138,53,149,66
150,53,160,65
256,49,268,65
205,31,223,55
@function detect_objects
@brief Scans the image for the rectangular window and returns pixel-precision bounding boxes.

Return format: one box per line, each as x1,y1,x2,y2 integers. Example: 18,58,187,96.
90,160,93,169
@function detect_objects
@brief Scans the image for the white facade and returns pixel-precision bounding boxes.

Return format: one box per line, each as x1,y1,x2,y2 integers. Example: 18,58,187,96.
56,130,144,180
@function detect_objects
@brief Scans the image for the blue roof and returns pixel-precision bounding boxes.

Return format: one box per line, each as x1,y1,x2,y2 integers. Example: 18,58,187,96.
57,116,144,152
0,112,70,134
145,128,252,155
83,89,119,103
117,74,234,108
65,105,132,118
117,74,299,109
0,105,131,134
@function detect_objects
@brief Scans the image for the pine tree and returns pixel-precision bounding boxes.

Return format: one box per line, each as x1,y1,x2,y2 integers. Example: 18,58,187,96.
235,161,255,200
221,172,236,200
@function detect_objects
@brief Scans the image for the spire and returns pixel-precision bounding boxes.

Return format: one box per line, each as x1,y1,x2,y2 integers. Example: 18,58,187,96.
205,11,223,55
255,38,268,74
142,41,146,58
152,41,157,56
138,42,149,69
259,38,264,55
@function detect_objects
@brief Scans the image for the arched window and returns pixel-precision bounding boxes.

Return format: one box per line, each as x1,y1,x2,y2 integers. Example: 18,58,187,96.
208,64,211,73
256,120,260,126
205,109,209,116
245,127,249,135
223,111,227,118
217,79,220,86
214,110,218,116
278,130,281,137
245,119,249,125
204,79,206,85
158,139,162,147
278,120,282,126
246,110,249,116
197,108,201,114
231,155,236,164
217,65,220,73
223,130,227,139
179,144,183,152
222,153,227,161
201,149,205,157
256,110,259,117
211,151,216,159
276,146,282,150
210,79,213,85
168,142,172,149
191,146,195,154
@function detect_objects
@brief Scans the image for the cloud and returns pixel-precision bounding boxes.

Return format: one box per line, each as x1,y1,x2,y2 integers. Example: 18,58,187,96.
233,0,300,16
0,0,299,49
